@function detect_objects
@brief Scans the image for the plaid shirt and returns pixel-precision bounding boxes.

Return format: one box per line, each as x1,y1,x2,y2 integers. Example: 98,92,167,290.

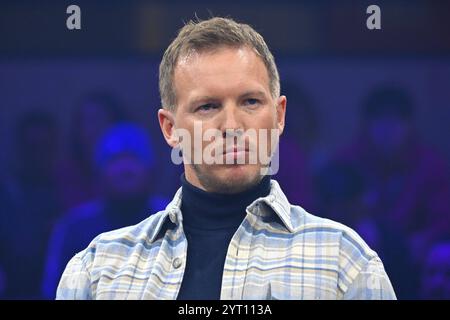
56,180,396,300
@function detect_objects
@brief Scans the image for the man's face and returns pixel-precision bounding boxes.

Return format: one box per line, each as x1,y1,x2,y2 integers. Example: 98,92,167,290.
102,154,151,199
20,123,58,174
78,102,115,151
367,114,411,155
159,46,286,193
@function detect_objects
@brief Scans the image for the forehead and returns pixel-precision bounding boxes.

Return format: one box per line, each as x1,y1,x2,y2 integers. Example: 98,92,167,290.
173,46,270,99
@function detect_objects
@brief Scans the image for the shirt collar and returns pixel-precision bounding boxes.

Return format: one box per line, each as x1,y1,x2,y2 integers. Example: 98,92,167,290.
163,179,295,233
247,179,295,233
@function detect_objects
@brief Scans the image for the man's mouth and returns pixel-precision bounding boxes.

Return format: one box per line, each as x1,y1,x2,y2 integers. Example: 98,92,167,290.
222,145,249,162
223,146,248,155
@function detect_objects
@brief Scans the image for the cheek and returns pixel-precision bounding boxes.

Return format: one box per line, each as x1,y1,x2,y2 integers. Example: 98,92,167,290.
257,110,280,135
248,107,278,129
270,108,281,129
174,121,196,151
262,128,280,156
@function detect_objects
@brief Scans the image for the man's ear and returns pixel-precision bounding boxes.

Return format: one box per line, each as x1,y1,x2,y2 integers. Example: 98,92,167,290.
158,108,178,148
276,95,287,136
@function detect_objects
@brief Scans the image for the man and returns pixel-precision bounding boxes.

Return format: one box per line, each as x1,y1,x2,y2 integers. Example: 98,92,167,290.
57,17,395,300
2,110,62,299
336,85,450,265
57,91,128,211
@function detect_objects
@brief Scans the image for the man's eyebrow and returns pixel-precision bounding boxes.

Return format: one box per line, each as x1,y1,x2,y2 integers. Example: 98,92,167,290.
239,91,267,99
188,91,267,106
188,96,218,106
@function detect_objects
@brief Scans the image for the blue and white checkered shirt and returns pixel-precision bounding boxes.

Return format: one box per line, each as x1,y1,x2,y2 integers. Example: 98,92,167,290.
56,179,396,300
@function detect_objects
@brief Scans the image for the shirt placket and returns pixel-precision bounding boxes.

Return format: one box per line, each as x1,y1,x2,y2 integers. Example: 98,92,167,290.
142,209,188,300
220,211,255,300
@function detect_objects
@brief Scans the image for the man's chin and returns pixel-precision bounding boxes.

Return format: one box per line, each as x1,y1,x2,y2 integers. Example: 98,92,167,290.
208,165,262,193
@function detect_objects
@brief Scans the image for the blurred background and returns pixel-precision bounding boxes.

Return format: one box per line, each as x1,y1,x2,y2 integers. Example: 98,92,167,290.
0,0,449,299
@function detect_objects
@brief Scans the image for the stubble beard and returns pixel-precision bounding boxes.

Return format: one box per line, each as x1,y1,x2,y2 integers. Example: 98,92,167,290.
190,163,264,194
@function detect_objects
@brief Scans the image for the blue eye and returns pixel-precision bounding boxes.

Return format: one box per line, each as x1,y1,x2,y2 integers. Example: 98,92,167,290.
197,104,217,112
244,98,260,106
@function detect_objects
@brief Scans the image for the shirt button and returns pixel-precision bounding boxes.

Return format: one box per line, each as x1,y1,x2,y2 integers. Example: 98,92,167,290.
172,257,182,269
268,195,276,202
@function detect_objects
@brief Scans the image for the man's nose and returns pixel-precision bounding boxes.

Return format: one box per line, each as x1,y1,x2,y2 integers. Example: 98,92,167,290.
219,104,243,138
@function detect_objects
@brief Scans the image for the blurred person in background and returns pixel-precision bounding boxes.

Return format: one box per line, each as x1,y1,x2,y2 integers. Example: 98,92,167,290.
315,161,419,299
280,81,326,174
0,176,21,298
57,92,128,212
420,241,450,299
1,110,62,298
274,82,320,210
336,85,450,267
42,123,169,298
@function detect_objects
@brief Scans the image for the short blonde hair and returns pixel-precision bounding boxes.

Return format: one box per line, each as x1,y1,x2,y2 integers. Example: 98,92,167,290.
159,17,280,111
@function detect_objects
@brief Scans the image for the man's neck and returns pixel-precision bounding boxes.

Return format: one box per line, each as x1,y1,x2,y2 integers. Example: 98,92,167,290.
180,173,271,230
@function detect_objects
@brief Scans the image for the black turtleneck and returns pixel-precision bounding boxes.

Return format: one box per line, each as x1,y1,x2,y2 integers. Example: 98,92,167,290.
176,173,271,300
